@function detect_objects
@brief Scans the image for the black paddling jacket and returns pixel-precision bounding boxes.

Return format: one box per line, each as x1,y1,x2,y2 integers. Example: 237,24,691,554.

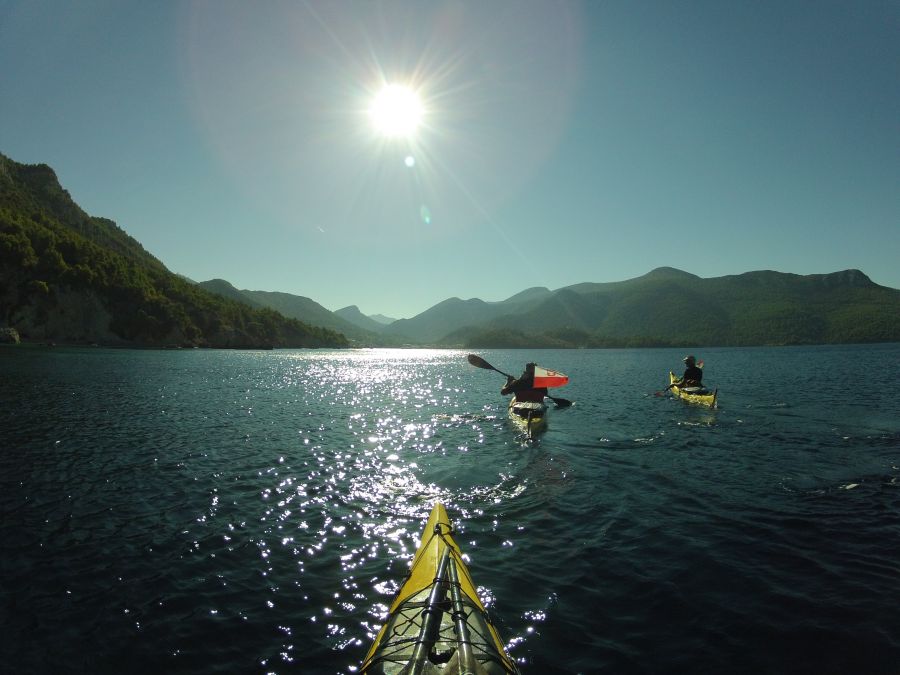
501,375,548,403
680,365,703,387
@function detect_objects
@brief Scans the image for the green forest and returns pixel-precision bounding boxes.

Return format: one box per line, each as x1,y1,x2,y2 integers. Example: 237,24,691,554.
0,153,348,348
438,269,900,349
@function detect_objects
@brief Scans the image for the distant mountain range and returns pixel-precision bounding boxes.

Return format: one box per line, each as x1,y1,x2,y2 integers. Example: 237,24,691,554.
200,266,900,349
2,150,899,348
420,267,900,348
195,280,408,346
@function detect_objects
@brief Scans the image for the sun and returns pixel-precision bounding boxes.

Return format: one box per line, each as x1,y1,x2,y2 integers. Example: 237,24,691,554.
369,84,424,138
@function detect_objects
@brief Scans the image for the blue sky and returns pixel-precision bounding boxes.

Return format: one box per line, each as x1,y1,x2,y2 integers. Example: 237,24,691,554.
2,0,898,319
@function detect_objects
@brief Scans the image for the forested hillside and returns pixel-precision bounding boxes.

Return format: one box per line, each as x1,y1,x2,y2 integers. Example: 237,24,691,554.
3,150,895,351
449,268,900,348
0,153,348,348
196,281,408,346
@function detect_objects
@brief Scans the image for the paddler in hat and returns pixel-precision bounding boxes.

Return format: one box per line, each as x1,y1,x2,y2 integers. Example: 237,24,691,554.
670,355,704,390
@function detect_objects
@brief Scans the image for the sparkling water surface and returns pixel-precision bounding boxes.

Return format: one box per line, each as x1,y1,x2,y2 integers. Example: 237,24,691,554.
2,345,899,674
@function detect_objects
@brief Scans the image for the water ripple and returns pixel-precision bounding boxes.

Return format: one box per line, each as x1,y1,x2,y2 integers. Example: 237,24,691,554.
1,345,899,673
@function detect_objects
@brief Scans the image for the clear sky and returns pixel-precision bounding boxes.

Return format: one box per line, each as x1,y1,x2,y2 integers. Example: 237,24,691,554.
2,1,898,319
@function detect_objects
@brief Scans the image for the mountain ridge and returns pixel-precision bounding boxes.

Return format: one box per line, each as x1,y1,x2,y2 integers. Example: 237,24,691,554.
334,305,393,333
2,150,897,349
0,152,349,348
194,282,408,346
444,267,899,348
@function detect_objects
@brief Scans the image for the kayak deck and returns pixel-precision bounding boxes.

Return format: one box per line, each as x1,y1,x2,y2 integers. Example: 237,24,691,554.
507,397,548,439
668,372,718,408
361,503,520,674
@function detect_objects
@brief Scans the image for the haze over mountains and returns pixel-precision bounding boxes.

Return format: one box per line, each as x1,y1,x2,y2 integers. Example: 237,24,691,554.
3,151,899,348
210,266,898,348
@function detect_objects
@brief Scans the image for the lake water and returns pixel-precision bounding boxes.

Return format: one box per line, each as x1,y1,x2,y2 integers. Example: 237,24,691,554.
1,344,898,674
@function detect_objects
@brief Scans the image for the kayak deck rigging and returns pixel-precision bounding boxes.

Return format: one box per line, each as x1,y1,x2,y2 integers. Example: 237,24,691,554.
361,504,520,674
507,397,548,440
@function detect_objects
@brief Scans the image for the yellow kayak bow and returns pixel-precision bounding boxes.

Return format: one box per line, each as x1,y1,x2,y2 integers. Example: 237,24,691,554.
360,503,520,674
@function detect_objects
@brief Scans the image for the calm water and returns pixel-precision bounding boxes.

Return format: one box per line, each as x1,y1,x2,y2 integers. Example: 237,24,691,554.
1,345,899,674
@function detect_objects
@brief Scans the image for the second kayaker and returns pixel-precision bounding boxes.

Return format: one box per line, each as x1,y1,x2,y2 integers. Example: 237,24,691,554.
669,355,704,390
501,362,548,403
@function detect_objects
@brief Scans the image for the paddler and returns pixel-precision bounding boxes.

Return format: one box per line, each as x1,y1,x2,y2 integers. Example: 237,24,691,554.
501,362,548,402
669,355,704,390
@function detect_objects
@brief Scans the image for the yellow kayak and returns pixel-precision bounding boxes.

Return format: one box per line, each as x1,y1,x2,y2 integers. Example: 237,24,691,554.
508,396,548,439
668,372,718,408
360,503,520,675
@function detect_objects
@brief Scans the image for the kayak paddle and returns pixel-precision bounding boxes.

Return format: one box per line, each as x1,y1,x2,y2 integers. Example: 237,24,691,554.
466,354,573,408
466,353,513,378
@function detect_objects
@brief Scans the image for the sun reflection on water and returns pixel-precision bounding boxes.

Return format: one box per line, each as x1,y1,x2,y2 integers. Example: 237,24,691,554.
5,345,898,673
171,349,540,668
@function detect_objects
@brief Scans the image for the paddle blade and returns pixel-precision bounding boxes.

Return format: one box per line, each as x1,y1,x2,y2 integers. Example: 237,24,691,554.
466,354,491,370
466,354,512,378
549,396,573,408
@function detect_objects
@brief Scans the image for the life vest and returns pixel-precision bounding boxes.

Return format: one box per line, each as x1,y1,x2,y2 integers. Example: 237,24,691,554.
513,387,548,403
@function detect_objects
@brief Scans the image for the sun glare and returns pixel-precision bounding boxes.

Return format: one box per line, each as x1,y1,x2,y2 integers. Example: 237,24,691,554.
369,84,423,138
